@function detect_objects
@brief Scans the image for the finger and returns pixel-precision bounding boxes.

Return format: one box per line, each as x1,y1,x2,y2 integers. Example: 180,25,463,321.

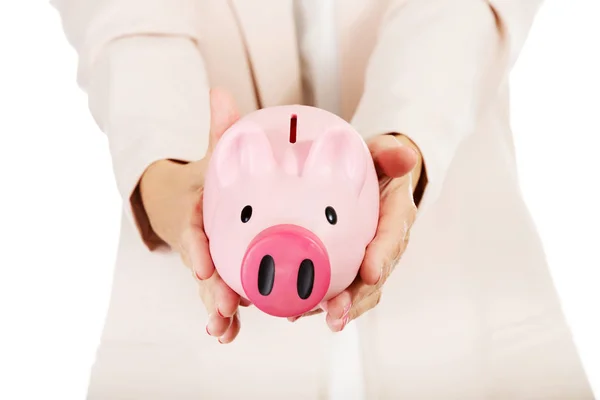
239,298,252,307
207,88,240,152
347,289,382,322
324,275,373,319
200,272,240,318
326,289,382,332
206,311,233,338
197,272,240,337
323,289,353,321
183,226,215,280
287,308,323,322
219,311,241,344
368,135,418,179
360,187,417,286
303,308,325,318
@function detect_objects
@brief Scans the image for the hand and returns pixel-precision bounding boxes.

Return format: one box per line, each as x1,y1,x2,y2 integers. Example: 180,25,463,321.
290,134,422,331
139,88,249,344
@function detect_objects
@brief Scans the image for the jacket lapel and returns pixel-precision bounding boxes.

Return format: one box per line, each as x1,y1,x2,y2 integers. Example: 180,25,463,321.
229,0,303,108
336,0,391,120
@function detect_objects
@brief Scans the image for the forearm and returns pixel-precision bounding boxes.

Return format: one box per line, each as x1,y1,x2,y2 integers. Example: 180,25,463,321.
52,0,212,247
91,35,211,247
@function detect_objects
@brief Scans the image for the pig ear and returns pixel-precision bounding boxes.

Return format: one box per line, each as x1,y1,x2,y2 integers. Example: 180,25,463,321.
213,123,277,187
302,127,368,194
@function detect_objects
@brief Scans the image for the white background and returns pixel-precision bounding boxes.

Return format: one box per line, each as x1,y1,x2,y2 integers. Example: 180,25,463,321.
0,1,598,399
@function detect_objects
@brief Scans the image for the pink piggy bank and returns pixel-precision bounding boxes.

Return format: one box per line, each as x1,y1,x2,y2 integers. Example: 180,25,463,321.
203,105,379,318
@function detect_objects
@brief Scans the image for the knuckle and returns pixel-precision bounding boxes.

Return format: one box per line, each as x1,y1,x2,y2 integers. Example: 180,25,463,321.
348,304,361,321
350,290,383,321
398,237,408,257
377,261,394,288
374,290,383,307
384,247,402,275
378,257,398,289
394,239,405,260
356,293,379,317
376,272,387,290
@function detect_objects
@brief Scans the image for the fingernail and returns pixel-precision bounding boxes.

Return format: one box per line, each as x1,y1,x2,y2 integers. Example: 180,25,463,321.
288,316,300,323
216,308,225,318
206,325,212,336
194,270,204,281
217,338,224,344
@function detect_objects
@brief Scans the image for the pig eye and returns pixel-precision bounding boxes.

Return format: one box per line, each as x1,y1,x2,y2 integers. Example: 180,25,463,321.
241,205,253,223
325,206,337,225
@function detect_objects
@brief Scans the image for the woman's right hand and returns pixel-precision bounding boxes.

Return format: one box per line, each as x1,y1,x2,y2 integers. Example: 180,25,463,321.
138,88,247,344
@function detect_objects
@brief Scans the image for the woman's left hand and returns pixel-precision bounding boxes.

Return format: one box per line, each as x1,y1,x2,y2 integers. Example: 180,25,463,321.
289,133,422,331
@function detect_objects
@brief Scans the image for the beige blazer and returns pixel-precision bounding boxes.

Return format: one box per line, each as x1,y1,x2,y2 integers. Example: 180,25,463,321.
53,0,538,228
52,1,593,399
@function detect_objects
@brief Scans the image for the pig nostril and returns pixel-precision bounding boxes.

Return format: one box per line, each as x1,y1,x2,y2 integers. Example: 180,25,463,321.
297,259,315,300
258,255,275,296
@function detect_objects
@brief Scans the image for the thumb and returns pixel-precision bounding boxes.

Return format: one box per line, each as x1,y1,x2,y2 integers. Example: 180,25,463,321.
368,134,418,178
207,88,240,152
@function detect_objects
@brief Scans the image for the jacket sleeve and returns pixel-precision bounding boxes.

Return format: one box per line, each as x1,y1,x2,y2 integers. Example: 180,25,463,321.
51,0,211,248
351,0,543,213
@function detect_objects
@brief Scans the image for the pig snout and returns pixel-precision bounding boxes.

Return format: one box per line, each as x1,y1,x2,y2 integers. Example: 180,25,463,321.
240,224,331,318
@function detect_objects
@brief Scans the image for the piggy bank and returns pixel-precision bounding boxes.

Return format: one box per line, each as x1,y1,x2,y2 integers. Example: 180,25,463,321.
203,105,379,318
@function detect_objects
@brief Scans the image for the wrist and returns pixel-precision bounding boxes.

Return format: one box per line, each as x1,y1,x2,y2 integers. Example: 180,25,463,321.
138,159,193,247
141,159,190,191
